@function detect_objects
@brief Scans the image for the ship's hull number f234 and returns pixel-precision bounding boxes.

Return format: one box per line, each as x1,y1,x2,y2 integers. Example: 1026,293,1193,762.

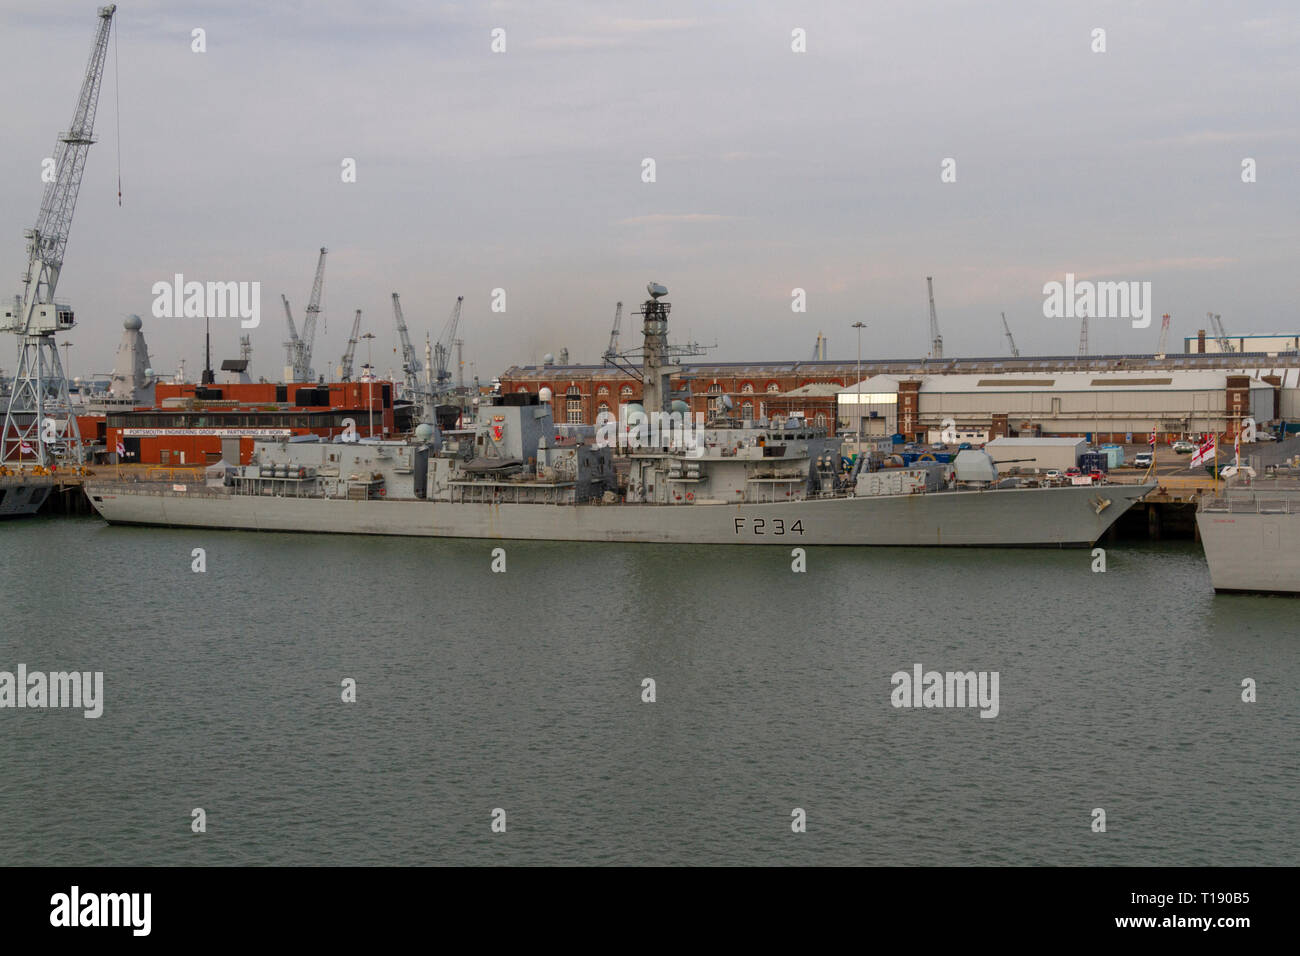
733,517,805,536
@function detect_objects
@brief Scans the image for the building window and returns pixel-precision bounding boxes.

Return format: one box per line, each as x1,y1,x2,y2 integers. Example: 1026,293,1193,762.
597,385,610,396
620,385,634,399
517,386,529,393
707,382,723,416
814,412,827,427
766,382,780,393
596,401,612,424
742,401,754,420
741,383,754,394
566,386,582,424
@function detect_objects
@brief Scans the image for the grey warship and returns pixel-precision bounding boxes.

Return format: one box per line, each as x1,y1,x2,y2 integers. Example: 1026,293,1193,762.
1197,489,1300,593
86,284,1154,546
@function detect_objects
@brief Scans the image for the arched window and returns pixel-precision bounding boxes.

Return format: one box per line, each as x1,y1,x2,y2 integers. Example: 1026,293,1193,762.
620,384,634,399
597,385,610,396
516,386,529,393
566,385,582,423
766,382,781,393
596,401,612,424
707,382,723,416
814,412,827,427
740,382,754,393
742,401,754,420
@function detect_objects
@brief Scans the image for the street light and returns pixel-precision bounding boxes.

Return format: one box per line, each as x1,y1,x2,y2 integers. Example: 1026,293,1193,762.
361,332,376,438
852,321,866,443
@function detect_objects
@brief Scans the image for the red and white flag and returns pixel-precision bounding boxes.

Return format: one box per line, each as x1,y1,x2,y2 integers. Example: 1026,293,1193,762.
1190,435,1216,468
116,440,126,457
1148,428,1157,447
19,441,34,456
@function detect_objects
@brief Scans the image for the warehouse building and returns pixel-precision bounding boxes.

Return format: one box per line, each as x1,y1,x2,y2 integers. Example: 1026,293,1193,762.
839,370,1278,443
1184,331,1300,355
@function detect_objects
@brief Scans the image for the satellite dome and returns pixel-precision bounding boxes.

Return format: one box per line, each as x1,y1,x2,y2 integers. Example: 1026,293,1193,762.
414,423,435,443
647,282,668,298
539,386,553,402
124,313,143,330
543,353,555,365
671,399,689,414
144,367,153,377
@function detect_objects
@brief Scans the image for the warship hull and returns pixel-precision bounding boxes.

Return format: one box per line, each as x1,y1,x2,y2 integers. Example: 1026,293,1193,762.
86,481,1154,547
0,478,52,518
1197,493,1300,593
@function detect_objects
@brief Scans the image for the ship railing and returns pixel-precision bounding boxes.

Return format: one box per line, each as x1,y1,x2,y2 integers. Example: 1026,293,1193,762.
1200,494,1300,514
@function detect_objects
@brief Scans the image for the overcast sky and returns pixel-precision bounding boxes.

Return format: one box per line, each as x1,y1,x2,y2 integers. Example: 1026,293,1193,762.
1,0,1296,383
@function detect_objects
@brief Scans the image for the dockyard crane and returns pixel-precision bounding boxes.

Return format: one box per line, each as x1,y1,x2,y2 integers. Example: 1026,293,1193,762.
294,247,327,381
1000,312,1020,358
810,331,828,361
391,293,424,400
1208,312,1234,352
926,277,943,359
433,296,464,391
1078,315,1089,356
340,309,362,382
282,294,300,369
603,301,624,362
1,4,116,464
1156,313,1171,357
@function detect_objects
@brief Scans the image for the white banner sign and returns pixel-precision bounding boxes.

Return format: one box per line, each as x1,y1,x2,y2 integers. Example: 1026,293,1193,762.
121,428,293,437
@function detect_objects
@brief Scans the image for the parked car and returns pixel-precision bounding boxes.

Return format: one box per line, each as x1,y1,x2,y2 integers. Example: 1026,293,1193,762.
932,442,948,450
1088,469,1105,482
1065,466,1081,477
1133,452,1153,468
958,442,972,450
1255,431,1277,442
1173,440,1196,454
1044,469,1062,481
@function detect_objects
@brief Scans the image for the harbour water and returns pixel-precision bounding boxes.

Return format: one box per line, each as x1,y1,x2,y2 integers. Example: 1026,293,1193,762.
1,517,1295,865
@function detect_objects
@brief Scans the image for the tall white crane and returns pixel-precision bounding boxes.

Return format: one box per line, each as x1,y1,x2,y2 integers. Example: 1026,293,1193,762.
1155,313,1171,357
926,276,943,359
339,309,362,382
294,247,327,381
1000,312,1020,358
1,5,117,464
603,301,624,362
1078,315,1089,356
391,292,422,399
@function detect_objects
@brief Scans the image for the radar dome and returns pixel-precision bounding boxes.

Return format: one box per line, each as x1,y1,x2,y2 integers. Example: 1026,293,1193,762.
414,423,435,443
647,282,668,298
543,353,555,366
144,367,153,378
539,386,553,402
124,313,143,330
671,400,689,414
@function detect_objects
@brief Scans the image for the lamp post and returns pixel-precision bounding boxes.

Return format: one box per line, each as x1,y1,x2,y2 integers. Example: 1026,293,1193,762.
361,332,376,437
852,321,866,444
